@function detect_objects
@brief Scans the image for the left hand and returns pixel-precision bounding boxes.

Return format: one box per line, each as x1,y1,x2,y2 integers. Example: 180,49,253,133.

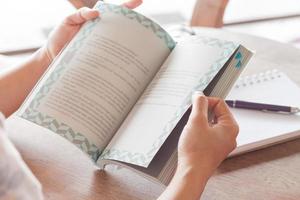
44,0,142,63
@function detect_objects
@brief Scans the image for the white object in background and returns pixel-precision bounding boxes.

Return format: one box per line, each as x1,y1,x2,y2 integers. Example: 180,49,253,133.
105,0,197,27
227,70,300,155
0,0,75,54
224,0,300,24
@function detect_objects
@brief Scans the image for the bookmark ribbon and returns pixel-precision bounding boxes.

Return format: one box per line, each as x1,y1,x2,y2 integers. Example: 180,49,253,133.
235,51,243,68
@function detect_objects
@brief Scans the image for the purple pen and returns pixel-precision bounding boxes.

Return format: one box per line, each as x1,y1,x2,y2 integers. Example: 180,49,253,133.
225,100,300,114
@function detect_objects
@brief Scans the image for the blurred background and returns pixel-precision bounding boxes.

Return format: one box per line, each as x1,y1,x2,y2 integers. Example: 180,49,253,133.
1,0,300,66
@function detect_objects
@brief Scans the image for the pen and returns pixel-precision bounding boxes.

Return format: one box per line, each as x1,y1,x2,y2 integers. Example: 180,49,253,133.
225,100,300,114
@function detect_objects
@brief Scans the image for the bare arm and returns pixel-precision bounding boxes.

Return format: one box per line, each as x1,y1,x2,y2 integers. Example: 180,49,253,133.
0,48,50,117
191,0,229,27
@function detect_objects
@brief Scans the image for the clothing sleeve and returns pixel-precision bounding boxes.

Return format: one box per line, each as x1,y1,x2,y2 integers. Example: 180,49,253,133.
0,113,44,200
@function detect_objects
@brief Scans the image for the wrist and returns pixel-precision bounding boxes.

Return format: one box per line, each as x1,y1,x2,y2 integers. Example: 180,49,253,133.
177,159,213,183
40,45,52,67
178,152,220,178
33,45,52,73
0,45,53,117
26,45,53,80
164,164,211,200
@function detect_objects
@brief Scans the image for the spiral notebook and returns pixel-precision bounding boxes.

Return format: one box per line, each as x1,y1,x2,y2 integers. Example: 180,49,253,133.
226,70,300,156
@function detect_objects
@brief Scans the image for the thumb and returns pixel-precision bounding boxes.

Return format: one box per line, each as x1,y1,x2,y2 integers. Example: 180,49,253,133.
64,7,100,25
188,92,209,126
123,0,143,9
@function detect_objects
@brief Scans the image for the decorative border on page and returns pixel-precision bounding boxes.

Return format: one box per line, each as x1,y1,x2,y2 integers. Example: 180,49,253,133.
19,2,176,162
95,2,176,50
20,19,102,161
100,37,241,167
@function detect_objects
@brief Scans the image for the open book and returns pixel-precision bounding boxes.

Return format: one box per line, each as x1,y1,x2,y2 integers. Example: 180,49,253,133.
18,2,252,185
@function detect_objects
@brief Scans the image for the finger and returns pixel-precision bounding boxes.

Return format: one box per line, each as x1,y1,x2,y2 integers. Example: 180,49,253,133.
188,92,209,126
123,0,143,9
207,97,236,125
207,97,232,119
64,7,100,25
207,97,239,137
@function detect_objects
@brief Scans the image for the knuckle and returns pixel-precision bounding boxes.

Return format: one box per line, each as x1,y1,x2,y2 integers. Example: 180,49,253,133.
232,140,237,149
193,95,202,105
193,94,206,105
227,119,239,138
227,142,237,153
232,123,239,136
227,138,237,152
218,98,226,105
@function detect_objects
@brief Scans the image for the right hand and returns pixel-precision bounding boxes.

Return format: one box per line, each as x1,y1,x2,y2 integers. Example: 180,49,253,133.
178,93,239,178
158,94,238,200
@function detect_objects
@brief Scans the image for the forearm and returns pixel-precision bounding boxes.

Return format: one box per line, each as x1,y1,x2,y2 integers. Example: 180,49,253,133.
0,46,50,117
191,0,229,27
158,164,211,200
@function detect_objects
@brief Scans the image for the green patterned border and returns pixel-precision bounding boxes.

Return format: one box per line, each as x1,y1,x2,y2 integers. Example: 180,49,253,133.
95,2,176,50
100,36,241,166
20,19,102,161
19,2,176,162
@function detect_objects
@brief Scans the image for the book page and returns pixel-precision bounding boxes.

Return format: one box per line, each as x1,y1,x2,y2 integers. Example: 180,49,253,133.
98,109,190,185
18,3,175,161
101,36,241,167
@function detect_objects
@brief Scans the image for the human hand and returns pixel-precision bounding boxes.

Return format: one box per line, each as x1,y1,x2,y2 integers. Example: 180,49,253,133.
44,0,142,64
158,93,238,200
178,92,239,178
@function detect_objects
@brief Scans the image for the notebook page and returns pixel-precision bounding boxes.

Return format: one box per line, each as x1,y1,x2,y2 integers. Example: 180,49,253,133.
227,70,300,147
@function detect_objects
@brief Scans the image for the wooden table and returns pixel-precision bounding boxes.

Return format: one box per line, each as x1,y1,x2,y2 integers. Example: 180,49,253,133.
6,28,300,200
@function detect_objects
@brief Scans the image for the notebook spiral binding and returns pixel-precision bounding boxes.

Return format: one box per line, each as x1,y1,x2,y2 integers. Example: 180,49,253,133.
234,69,282,89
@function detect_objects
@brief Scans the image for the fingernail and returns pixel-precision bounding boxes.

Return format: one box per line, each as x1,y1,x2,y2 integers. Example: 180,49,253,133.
92,9,100,16
192,90,204,102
